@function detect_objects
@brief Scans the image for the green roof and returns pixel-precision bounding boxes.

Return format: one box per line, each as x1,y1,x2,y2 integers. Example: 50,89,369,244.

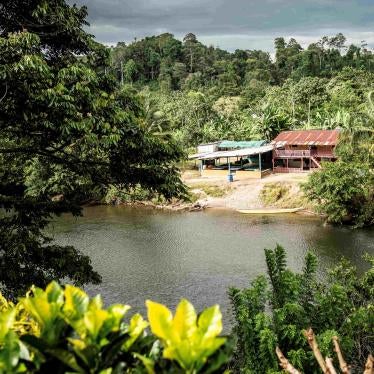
218,140,267,149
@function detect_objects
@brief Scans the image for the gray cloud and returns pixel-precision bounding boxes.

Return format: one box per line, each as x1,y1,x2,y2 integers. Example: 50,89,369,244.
72,0,374,51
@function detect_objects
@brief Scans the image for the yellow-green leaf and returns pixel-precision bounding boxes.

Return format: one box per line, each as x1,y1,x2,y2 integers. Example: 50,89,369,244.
107,304,130,325
45,282,63,305
173,299,197,340
0,310,16,341
83,309,108,340
197,305,222,339
146,300,173,341
63,285,89,320
123,314,148,350
134,353,155,374
21,296,55,329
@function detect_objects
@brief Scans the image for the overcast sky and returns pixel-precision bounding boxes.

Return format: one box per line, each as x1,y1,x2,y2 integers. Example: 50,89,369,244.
72,0,374,52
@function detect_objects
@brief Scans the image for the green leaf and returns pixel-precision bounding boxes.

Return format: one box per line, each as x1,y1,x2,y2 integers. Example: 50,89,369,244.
46,348,85,373
133,353,155,374
0,331,21,372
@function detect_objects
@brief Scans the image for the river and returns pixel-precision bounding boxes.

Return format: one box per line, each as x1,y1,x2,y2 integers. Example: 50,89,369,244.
51,206,374,327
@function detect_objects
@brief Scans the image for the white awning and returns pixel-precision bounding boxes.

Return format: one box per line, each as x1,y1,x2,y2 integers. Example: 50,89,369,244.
193,145,276,160
188,152,213,159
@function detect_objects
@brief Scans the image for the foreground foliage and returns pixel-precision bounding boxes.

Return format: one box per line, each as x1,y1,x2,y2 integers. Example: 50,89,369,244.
0,282,230,373
229,245,373,373
0,247,372,373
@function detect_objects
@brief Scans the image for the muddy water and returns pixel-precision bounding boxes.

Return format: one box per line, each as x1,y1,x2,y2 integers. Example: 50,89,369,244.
51,206,374,326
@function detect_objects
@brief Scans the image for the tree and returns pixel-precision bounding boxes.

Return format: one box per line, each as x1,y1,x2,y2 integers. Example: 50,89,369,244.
123,58,137,83
0,0,186,298
183,33,199,73
328,32,346,52
172,62,187,89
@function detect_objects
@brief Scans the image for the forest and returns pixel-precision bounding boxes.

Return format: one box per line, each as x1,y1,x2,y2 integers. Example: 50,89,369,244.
109,32,374,147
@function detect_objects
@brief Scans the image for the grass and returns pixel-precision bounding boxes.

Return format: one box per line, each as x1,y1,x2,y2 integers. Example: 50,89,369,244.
259,182,309,209
189,183,230,199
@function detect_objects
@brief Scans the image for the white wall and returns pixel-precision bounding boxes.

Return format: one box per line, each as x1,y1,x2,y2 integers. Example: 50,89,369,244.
197,143,218,153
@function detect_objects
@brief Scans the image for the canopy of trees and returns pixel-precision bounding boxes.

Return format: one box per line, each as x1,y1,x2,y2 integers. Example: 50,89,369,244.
109,32,374,148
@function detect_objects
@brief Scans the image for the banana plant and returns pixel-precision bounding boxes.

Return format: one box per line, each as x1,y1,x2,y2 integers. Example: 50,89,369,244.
146,299,227,373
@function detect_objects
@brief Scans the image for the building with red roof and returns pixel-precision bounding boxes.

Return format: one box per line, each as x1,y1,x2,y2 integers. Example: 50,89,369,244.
270,129,340,172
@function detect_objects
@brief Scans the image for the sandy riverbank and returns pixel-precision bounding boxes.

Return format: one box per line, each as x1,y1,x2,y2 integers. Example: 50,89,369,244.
183,171,314,212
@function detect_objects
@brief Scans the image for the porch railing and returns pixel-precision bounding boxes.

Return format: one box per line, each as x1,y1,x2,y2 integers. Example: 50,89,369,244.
274,149,335,158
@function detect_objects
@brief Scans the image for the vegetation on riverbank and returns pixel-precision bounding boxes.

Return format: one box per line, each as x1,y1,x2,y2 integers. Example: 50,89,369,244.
189,183,230,200
304,161,374,227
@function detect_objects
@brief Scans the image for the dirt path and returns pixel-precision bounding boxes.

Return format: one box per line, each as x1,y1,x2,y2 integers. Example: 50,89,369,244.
183,171,309,210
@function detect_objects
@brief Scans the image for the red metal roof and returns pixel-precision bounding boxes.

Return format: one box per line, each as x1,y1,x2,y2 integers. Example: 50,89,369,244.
271,129,340,146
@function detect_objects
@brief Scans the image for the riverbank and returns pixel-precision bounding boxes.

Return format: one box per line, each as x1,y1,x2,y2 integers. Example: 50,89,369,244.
98,171,317,215
183,171,315,213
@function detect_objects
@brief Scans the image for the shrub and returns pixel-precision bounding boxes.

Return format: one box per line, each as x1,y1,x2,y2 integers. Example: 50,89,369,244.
229,245,373,373
303,161,374,227
104,184,157,205
0,283,231,373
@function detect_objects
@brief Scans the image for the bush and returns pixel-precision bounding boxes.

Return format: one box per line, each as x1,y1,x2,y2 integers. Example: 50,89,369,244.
229,245,373,373
0,283,231,373
303,161,374,227
104,184,167,205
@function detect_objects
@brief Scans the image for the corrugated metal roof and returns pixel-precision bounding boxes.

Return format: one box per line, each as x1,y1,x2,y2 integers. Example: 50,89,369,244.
271,130,340,146
218,140,267,149
197,145,276,160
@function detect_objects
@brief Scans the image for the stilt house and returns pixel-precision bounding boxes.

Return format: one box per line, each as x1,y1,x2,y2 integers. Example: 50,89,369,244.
271,129,340,172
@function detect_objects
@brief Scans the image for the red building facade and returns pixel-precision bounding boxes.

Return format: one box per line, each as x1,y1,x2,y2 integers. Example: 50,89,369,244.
271,129,340,173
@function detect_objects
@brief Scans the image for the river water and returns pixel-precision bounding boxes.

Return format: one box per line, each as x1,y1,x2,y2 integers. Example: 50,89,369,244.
51,206,374,326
